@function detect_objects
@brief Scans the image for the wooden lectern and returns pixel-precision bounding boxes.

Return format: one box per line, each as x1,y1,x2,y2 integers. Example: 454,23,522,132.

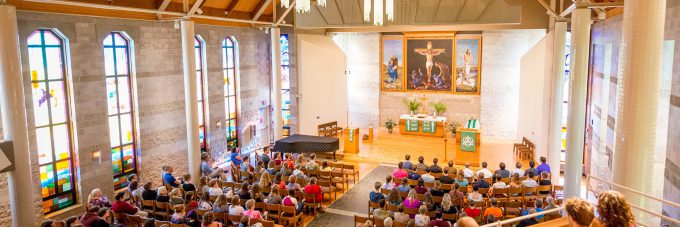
454,128,480,166
343,128,360,154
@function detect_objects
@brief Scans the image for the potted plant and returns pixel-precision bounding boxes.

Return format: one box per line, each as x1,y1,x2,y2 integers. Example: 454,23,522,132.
384,119,397,133
404,99,422,115
447,121,461,136
430,101,447,117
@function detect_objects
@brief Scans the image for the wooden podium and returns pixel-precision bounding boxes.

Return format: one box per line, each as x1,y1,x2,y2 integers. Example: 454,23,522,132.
343,128,360,154
454,128,481,166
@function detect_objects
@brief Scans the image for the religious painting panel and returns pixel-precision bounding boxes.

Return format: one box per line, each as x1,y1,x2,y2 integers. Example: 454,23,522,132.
405,37,454,92
454,35,482,95
381,36,404,91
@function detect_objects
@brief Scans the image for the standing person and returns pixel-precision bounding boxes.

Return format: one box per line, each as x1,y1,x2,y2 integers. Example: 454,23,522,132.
597,191,636,227
565,198,595,227
536,157,551,174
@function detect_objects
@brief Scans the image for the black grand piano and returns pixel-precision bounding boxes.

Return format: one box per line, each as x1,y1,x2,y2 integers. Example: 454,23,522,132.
272,134,340,160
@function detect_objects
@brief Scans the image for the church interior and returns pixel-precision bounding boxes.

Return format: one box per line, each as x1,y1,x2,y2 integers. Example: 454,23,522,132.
0,0,678,226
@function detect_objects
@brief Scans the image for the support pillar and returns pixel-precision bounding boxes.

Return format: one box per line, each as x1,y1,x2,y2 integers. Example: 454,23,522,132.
0,4,37,226
180,20,200,186
613,0,666,225
270,27,283,141
564,5,591,199
548,21,567,184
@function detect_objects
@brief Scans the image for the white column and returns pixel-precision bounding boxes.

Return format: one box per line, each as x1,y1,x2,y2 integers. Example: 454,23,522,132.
548,21,567,184
613,0,666,225
270,27,283,141
181,20,200,186
564,5,591,199
0,4,37,226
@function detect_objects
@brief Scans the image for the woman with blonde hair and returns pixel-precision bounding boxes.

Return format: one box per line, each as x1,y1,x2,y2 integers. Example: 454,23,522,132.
597,190,636,227
170,204,186,224
169,188,185,205
87,188,112,208
213,194,228,212
441,193,458,215
403,189,420,218
259,172,272,192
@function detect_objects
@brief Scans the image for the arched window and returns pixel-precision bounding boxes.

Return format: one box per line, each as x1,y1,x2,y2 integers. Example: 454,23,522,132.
103,32,138,189
280,34,291,137
27,29,76,214
222,37,238,147
195,36,208,150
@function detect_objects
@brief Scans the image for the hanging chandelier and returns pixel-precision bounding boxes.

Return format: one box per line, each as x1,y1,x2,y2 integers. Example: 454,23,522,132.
281,0,327,14
363,0,394,26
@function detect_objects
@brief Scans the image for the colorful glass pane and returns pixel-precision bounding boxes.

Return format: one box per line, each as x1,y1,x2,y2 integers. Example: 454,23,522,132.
109,116,120,147
31,83,50,127
39,164,55,197
122,145,134,172
48,81,67,124
56,160,72,192
120,114,133,144
112,147,122,175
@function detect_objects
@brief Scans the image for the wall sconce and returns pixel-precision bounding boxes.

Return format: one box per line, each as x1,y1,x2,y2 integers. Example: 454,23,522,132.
91,150,101,162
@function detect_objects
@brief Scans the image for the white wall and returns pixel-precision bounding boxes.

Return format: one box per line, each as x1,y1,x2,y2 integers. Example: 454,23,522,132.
481,30,547,141
296,34,348,135
517,32,552,159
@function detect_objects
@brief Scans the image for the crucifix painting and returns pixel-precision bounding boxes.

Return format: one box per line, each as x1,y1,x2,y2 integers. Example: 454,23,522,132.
406,38,453,92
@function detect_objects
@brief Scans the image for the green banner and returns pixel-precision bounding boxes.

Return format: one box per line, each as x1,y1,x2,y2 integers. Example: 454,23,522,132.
422,121,436,133
406,120,419,132
461,131,476,152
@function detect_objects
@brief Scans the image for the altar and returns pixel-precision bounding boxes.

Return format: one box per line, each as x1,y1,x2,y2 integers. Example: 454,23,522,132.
399,114,446,137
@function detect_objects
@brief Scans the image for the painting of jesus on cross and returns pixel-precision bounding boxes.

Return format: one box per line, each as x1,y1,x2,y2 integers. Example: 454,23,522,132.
405,37,454,92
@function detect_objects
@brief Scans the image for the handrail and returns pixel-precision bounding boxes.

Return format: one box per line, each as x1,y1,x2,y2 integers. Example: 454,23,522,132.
588,175,680,208
479,207,564,227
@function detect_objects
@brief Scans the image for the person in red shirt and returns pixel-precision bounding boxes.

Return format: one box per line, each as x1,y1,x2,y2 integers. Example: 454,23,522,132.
303,177,323,202
429,212,452,227
79,205,100,227
111,191,148,217
463,200,481,218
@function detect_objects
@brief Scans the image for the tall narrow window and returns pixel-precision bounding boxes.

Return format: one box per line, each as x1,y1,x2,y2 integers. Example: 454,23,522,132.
104,32,138,189
561,31,571,163
195,36,208,150
222,37,238,147
280,34,291,137
27,29,76,214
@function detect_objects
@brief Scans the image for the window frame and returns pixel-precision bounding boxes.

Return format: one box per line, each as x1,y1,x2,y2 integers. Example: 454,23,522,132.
280,34,291,137
28,28,77,214
222,37,238,148
103,32,139,189
195,36,208,151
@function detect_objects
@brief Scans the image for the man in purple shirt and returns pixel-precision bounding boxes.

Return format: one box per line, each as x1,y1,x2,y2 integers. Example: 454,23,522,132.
536,157,551,174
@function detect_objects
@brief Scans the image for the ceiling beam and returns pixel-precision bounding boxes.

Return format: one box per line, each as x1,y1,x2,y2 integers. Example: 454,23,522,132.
225,0,240,16
276,1,295,26
475,0,496,21
252,0,272,20
187,0,204,16
156,0,172,19
536,0,561,19
454,0,467,22
333,0,344,24
576,1,624,8
432,0,442,23
559,3,575,18
313,4,328,25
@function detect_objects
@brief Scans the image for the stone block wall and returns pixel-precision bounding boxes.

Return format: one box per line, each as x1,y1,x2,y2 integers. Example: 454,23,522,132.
0,11,279,225
663,0,680,223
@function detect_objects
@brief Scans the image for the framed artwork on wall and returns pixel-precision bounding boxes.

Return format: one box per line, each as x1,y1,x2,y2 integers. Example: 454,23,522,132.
380,35,405,91
404,34,455,92
454,35,482,95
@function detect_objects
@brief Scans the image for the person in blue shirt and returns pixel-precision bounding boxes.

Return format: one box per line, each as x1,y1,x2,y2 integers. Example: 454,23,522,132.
536,157,551,174
260,146,271,164
521,199,544,219
201,154,215,176
524,160,538,177
408,171,421,180
403,155,414,170
163,166,182,188
369,182,386,203
230,147,243,166
397,178,411,192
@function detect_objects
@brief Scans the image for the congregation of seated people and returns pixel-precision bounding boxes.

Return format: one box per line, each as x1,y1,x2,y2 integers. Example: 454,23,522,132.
39,147,359,227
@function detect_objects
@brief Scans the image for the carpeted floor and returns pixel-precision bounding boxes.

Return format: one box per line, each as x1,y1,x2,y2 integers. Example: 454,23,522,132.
307,165,396,227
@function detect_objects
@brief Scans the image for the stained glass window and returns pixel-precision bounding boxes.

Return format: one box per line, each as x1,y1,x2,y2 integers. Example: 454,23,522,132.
196,36,208,150
561,31,571,162
280,34,291,137
103,32,138,189
28,29,76,214
222,37,238,148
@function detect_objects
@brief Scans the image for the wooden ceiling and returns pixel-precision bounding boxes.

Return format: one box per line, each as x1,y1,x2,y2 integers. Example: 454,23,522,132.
8,0,285,27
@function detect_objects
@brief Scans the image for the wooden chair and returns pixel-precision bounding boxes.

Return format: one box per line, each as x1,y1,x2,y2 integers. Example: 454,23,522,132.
127,214,144,227
168,223,184,227
53,221,66,227
507,187,523,201
398,191,409,199
513,137,529,157
380,188,391,195
394,221,409,227
442,213,458,222
424,182,434,189
331,170,348,190
404,207,419,216
500,178,511,184
265,203,281,223
537,185,553,200
195,208,210,220
251,218,276,227
492,188,508,201
228,214,243,226
141,200,156,217
386,203,399,212
112,212,128,224
368,201,380,216
432,196,443,203
354,215,372,226
503,201,523,219
301,191,321,214
213,211,227,223
407,179,419,187
318,178,335,200
154,221,170,227
280,204,303,227
343,163,359,182
373,216,386,227
523,186,538,201
518,140,535,161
